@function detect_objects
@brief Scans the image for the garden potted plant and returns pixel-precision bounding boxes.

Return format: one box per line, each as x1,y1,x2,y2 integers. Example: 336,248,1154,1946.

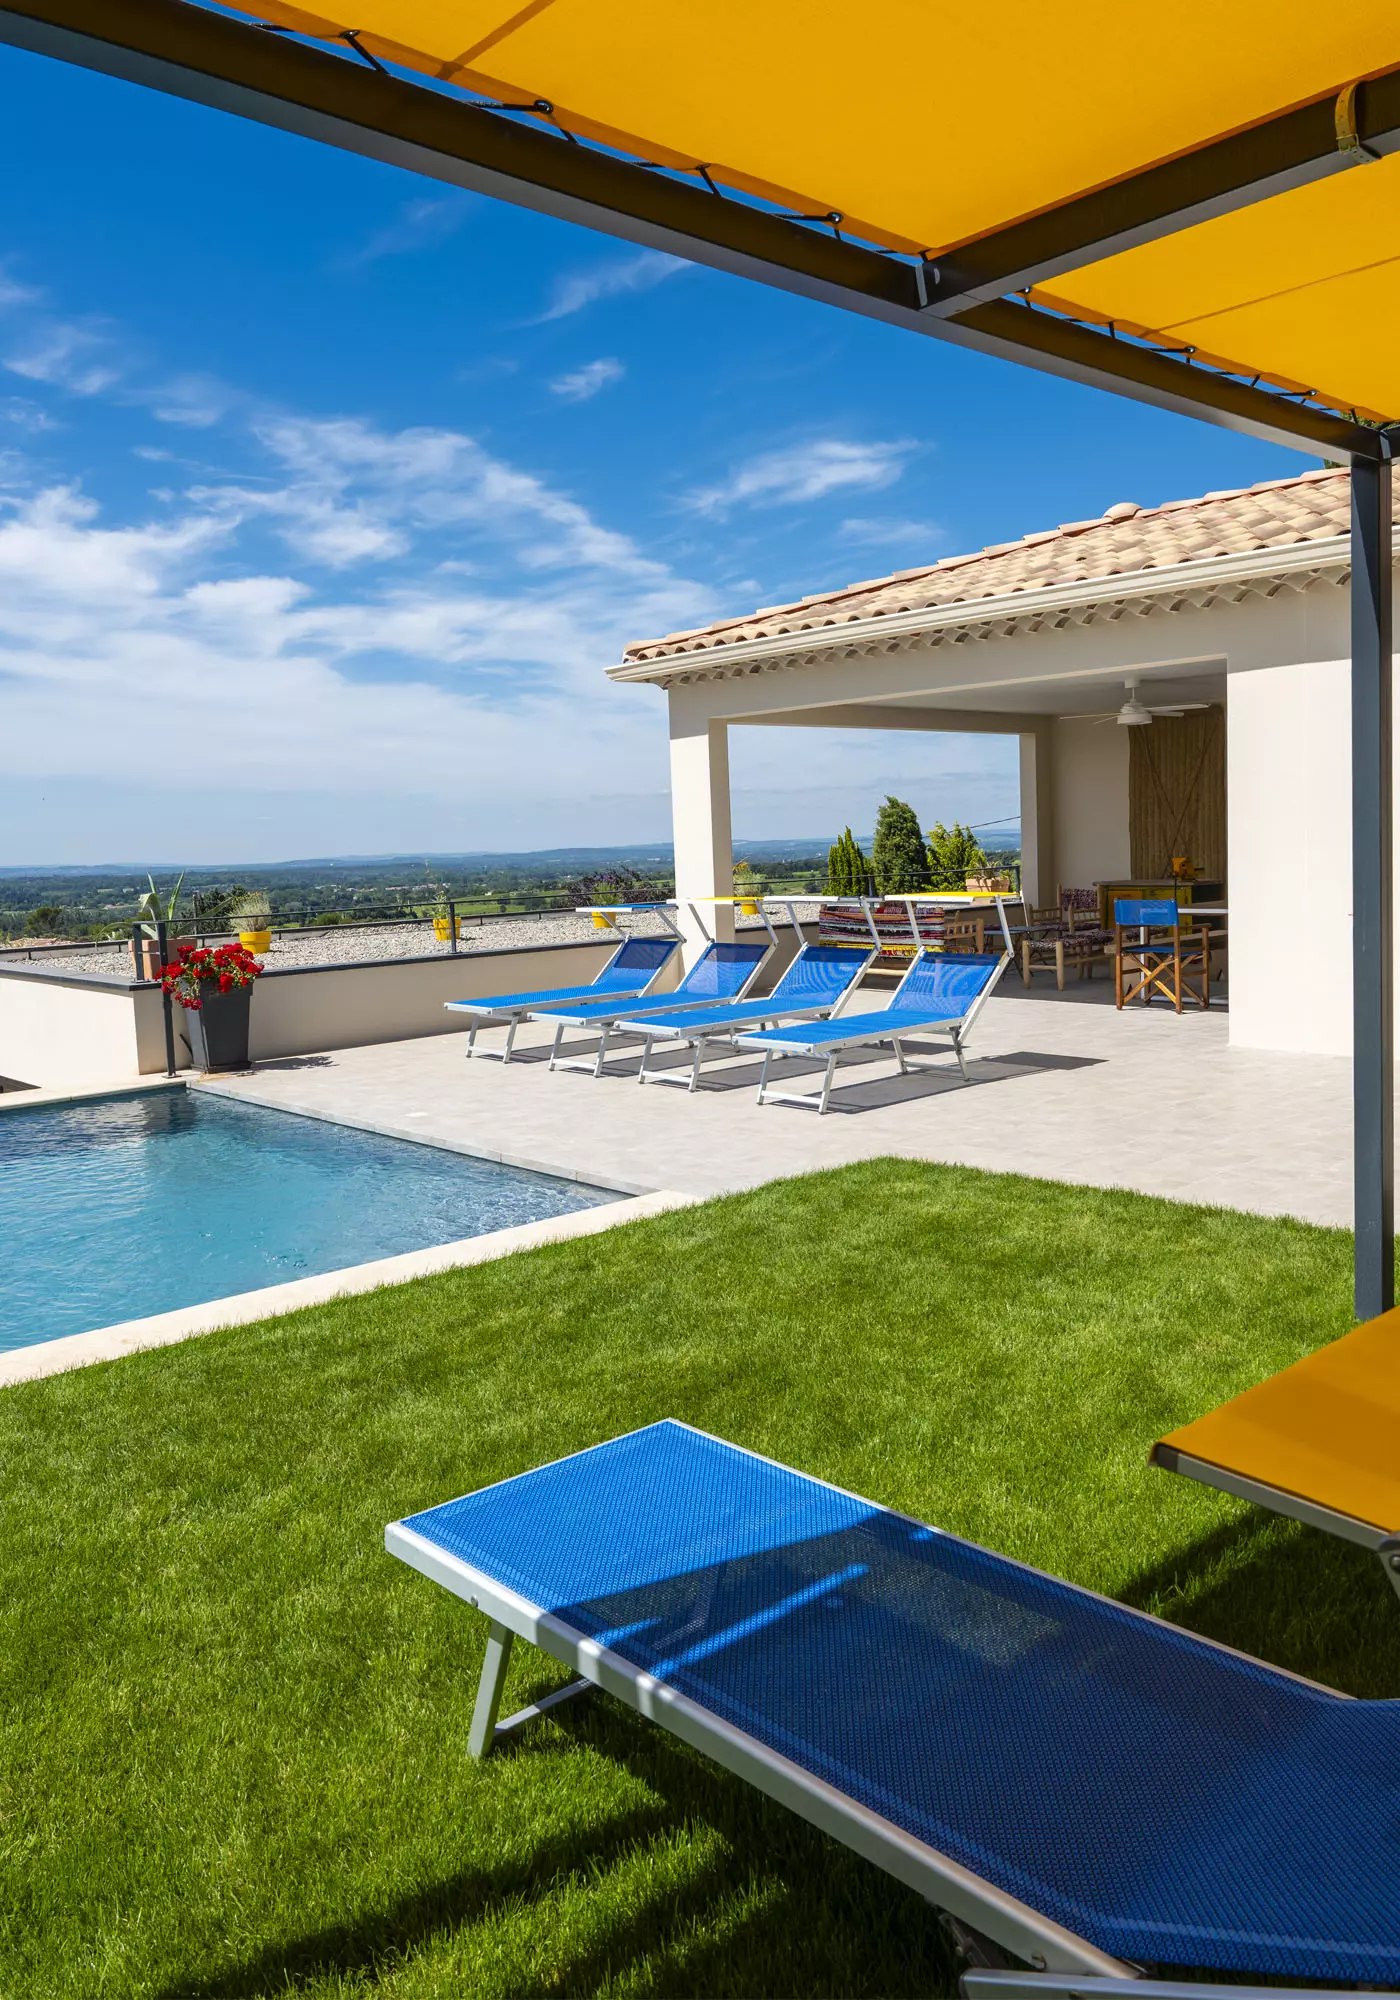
226,891,273,952
161,942,264,1071
131,873,191,978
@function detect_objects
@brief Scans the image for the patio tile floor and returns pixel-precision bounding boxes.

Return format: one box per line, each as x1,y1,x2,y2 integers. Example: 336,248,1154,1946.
199,978,1352,1229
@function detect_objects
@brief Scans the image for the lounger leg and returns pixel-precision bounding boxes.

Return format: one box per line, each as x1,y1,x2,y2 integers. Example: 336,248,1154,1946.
592,1022,610,1078
952,1028,971,1082
503,1017,519,1064
688,1039,704,1092
547,1020,566,1072
467,1021,479,1059
818,1051,838,1114
757,1050,772,1104
894,1037,909,1075
636,1034,652,1084
1380,1535,1400,1603
467,1620,514,1759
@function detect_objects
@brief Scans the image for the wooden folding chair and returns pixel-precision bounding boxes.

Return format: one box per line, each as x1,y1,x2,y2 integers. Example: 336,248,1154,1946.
1114,897,1212,1011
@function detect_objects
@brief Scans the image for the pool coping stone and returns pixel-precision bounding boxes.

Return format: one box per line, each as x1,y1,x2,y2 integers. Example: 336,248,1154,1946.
0,1186,697,1390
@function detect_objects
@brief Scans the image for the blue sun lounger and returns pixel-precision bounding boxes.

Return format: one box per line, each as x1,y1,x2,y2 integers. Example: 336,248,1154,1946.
739,948,1010,1112
623,943,876,1091
533,935,775,1077
445,914,680,1063
387,1420,1400,1997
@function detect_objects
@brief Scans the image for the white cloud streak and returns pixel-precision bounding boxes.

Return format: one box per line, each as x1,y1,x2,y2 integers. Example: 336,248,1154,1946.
533,250,686,322
334,194,477,270
685,438,914,518
549,357,625,403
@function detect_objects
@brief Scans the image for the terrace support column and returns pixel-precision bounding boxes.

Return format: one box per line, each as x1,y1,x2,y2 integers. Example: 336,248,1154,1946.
669,694,734,961
1018,724,1055,908
1351,452,1394,1320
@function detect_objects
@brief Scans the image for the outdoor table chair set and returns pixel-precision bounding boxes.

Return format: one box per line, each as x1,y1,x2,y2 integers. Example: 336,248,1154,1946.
444,897,1012,1111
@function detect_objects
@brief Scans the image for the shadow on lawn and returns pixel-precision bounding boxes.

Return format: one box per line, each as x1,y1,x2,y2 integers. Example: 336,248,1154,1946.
158,1691,953,2000
1118,1513,1400,1699
156,1794,675,1999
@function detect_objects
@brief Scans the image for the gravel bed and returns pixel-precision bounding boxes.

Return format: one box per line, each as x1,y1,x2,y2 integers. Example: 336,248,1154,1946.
0,905,809,981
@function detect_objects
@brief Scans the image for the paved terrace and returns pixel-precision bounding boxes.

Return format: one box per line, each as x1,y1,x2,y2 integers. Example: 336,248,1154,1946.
199,979,1350,1229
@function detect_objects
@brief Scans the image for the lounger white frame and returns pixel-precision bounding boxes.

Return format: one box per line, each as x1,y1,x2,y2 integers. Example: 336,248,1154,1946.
542,901,778,1078
447,903,683,1063
385,1422,1351,1992
744,940,1010,1112
1150,1442,1400,1602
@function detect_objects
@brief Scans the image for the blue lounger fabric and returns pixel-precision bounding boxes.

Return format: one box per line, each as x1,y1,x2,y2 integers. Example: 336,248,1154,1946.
537,940,770,1026
446,937,676,1015
402,1421,1400,1985
743,953,1004,1051
624,945,864,1037
743,1004,967,1049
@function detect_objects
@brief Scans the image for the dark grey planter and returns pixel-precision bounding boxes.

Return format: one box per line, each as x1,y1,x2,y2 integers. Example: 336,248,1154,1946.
183,984,253,1070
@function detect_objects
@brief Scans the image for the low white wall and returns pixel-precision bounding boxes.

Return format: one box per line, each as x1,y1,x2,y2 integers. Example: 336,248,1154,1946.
244,940,625,1061
1228,658,1354,1055
0,938,660,1087
0,973,144,1089
1051,718,1130,893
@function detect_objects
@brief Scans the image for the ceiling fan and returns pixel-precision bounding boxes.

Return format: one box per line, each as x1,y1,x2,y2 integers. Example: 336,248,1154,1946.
1059,677,1212,727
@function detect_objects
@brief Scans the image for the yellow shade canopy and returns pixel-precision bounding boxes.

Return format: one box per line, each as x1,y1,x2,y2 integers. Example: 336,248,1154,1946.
228,0,1400,423
1156,1307,1400,1536
7,0,1400,449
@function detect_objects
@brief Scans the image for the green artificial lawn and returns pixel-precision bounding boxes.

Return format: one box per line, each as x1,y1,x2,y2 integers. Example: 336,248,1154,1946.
2,1158,1396,1999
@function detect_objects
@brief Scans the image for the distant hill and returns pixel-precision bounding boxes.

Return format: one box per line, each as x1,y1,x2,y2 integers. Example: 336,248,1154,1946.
0,830,1018,877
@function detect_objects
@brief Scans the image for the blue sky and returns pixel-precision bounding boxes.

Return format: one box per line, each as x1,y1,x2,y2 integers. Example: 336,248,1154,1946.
0,40,1316,864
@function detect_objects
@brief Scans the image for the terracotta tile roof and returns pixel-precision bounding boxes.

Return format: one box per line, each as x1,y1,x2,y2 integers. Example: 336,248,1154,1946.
622,468,1349,664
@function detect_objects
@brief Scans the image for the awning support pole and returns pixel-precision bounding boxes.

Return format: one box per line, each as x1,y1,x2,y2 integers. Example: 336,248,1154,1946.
1351,451,1394,1320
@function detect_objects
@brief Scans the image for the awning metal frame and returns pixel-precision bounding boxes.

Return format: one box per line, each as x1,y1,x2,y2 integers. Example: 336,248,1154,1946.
1,0,1396,1309
0,0,1391,461
918,72,1400,319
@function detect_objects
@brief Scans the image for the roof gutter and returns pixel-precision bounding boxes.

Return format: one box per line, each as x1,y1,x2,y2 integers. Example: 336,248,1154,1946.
608,533,1351,685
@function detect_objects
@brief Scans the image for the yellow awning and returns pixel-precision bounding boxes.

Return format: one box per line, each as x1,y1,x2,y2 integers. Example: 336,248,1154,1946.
1156,1307,1400,1536
232,0,1400,422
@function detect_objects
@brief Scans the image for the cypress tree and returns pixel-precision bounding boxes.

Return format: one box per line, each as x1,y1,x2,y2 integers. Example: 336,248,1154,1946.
826,827,870,895
872,795,929,893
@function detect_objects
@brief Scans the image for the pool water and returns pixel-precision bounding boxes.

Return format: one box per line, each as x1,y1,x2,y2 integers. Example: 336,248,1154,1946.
0,1090,618,1352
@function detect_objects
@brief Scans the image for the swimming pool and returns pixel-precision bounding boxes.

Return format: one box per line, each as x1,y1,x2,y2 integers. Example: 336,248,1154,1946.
0,1089,618,1352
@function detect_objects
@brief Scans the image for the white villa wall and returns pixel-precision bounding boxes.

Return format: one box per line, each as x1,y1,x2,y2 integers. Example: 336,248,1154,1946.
1051,720,1131,893
1227,658,1354,1056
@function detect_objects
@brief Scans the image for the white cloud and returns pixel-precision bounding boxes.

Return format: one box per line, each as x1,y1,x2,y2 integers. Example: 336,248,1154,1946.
190,413,663,576
839,515,942,552
686,438,914,518
148,373,232,429
549,357,625,403
5,319,118,397
0,270,41,311
0,396,56,433
0,408,716,856
533,250,686,322
334,194,476,271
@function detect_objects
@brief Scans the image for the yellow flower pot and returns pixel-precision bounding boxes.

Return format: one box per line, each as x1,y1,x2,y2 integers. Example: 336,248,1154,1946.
239,929,271,951
738,897,761,916
433,915,458,942
591,911,614,930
